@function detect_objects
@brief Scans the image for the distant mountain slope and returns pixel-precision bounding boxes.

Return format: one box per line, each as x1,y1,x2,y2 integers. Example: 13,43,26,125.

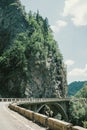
75,83,87,98
68,81,87,96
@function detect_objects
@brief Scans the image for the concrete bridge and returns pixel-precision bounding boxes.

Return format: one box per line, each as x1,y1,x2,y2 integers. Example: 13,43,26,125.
0,98,87,130
0,98,70,121
17,98,70,121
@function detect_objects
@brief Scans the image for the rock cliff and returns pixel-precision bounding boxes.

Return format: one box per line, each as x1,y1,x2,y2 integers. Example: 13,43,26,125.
0,0,67,98
0,0,28,54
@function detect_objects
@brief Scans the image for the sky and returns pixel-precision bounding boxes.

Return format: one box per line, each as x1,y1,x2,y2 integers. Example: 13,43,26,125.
20,0,87,84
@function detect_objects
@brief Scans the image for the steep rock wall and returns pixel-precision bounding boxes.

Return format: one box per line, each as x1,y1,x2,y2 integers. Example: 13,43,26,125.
0,0,67,98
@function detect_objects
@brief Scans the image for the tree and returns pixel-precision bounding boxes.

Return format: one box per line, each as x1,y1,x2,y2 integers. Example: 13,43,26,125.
75,84,87,98
69,98,87,126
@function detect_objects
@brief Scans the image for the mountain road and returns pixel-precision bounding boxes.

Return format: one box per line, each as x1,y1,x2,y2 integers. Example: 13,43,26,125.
0,102,46,130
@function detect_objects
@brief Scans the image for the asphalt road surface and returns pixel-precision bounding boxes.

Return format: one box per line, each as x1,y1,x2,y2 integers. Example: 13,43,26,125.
0,102,46,130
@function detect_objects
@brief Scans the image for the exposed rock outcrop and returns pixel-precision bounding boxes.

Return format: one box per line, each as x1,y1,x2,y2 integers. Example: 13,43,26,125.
0,0,67,98
0,0,28,54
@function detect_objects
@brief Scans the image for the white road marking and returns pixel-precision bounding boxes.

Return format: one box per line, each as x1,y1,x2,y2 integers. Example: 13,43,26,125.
3,103,35,130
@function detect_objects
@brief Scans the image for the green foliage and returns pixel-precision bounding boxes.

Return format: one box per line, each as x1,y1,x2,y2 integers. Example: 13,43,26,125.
0,7,64,98
0,35,26,71
0,32,28,97
68,81,87,96
83,121,87,128
25,11,63,64
10,2,18,6
69,98,87,126
75,84,87,98
0,0,19,7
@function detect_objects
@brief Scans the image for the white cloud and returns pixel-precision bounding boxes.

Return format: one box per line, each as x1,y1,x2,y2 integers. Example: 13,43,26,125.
67,64,87,83
65,60,75,66
63,0,87,26
51,20,67,33
68,64,87,77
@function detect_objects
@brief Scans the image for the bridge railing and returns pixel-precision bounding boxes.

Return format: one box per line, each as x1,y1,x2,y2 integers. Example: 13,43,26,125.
9,103,72,130
0,98,70,102
9,103,87,130
0,97,86,104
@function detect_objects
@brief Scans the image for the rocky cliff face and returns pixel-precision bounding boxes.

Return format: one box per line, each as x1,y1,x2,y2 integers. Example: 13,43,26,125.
0,0,28,54
0,0,67,98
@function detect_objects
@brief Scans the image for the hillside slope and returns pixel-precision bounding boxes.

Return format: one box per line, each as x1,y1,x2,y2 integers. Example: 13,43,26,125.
75,83,87,98
0,0,67,98
68,81,87,96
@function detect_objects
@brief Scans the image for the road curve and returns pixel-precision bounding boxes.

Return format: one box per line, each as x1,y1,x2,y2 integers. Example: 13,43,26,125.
0,102,46,130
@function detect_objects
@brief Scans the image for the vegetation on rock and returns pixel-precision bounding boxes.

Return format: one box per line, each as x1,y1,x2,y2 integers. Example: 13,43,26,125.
0,0,67,98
